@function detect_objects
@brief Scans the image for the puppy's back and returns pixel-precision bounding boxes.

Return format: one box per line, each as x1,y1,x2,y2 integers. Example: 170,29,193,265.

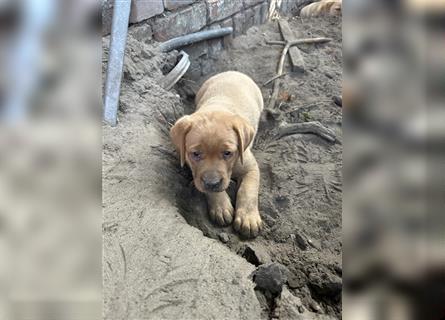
195,71,263,128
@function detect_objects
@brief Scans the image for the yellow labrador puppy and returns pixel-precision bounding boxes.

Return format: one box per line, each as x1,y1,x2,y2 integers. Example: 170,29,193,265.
300,0,342,17
170,71,263,238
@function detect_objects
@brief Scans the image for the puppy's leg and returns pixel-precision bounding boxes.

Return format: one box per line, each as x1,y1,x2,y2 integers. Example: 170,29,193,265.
206,192,234,226
233,151,262,238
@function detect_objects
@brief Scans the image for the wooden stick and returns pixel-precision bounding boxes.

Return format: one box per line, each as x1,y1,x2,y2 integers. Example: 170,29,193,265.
266,37,333,46
266,37,332,109
262,73,288,86
276,121,337,143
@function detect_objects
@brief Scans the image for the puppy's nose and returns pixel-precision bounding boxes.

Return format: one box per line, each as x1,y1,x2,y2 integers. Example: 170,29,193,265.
202,173,223,191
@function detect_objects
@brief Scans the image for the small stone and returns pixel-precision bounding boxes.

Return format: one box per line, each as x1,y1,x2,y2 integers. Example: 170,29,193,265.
252,263,289,295
278,288,303,320
310,301,321,313
231,278,239,285
293,233,308,250
298,305,304,313
219,232,229,243
241,244,271,266
286,274,303,289
333,95,342,107
307,239,321,250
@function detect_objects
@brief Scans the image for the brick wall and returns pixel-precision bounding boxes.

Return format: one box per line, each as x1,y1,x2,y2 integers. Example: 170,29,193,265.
102,0,312,78
102,0,310,39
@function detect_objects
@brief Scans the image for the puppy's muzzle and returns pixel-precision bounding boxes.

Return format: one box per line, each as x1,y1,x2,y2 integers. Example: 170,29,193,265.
202,172,223,192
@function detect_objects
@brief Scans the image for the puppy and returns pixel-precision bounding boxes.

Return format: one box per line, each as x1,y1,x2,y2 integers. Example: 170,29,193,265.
300,0,342,17
170,71,263,238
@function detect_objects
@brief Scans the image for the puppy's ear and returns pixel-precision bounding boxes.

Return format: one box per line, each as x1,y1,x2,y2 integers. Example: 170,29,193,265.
232,116,255,165
170,115,192,167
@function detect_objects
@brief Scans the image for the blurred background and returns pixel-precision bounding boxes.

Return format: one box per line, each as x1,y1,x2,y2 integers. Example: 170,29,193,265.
0,0,101,319
0,0,444,319
343,0,445,319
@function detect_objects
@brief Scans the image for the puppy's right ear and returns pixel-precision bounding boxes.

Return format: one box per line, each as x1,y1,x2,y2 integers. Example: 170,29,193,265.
170,116,192,167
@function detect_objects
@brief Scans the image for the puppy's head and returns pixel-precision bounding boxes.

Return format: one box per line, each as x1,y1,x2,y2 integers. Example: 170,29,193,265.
170,112,254,193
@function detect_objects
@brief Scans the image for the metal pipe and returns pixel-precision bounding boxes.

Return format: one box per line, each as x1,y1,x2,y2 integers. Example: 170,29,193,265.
159,27,233,53
103,0,132,126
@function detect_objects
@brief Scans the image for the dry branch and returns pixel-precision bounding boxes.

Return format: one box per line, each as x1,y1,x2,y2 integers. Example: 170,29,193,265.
266,37,332,109
276,121,337,143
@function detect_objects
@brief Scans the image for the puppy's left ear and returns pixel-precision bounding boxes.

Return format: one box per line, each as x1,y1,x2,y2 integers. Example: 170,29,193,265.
232,116,255,164
170,115,192,167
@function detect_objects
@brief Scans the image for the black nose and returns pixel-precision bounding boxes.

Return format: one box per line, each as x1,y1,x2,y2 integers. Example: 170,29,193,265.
202,174,223,191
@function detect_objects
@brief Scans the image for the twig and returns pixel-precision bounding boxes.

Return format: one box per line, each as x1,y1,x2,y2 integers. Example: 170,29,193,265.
266,37,332,109
119,243,127,277
262,73,288,86
266,37,333,46
276,121,337,143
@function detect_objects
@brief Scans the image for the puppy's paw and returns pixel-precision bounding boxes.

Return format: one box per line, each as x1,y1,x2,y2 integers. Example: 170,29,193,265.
208,195,234,226
233,208,262,238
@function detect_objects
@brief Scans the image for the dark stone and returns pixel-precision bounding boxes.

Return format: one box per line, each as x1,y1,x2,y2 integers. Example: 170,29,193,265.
252,262,289,295
308,272,342,297
292,232,308,250
240,244,271,266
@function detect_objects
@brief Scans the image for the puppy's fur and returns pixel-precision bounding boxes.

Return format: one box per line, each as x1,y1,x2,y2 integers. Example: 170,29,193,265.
170,71,263,238
300,0,342,17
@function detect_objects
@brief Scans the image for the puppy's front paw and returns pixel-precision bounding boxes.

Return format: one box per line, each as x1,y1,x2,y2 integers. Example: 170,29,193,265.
208,195,234,226
233,208,262,238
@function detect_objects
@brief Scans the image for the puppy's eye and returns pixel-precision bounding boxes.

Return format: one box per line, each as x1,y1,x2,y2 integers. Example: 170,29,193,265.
191,151,202,161
223,151,232,159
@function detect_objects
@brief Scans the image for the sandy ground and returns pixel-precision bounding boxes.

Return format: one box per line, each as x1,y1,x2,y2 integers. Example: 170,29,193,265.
103,15,342,320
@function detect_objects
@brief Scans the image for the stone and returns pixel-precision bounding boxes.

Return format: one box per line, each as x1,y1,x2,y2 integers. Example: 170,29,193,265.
279,288,303,320
240,244,271,266
310,300,322,313
130,0,164,23
308,272,342,297
164,0,196,11
206,0,243,23
292,232,308,250
252,262,289,295
152,2,207,41
218,232,229,243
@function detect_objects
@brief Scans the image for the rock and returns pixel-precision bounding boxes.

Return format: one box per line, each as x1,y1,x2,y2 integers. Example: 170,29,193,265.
308,272,342,297
292,232,308,250
253,262,289,295
241,244,271,266
333,95,342,107
286,273,304,289
307,238,321,250
310,300,322,313
218,232,229,243
278,287,302,320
